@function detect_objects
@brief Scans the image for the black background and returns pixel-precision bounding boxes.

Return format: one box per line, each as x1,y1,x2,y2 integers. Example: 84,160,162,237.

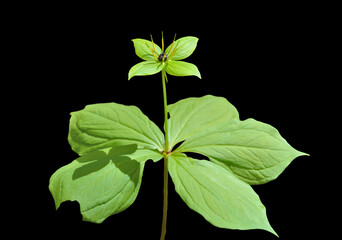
13,2,335,239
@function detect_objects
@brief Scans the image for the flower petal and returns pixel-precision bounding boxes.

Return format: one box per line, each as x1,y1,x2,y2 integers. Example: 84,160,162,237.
132,39,162,61
165,61,201,79
128,61,163,80
165,37,198,60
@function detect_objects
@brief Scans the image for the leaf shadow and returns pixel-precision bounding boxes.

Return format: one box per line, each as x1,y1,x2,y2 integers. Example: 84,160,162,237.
72,144,140,181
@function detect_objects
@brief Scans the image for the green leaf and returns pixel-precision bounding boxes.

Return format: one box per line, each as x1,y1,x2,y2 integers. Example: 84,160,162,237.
128,61,163,80
178,118,308,185
165,36,198,61
132,38,161,61
49,145,163,223
167,95,239,149
165,61,201,79
168,153,277,236
68,102,164,155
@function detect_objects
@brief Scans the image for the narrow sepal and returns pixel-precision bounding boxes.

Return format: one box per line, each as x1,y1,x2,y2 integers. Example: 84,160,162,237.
165,36,198,60
132,39,162,61
165,61,201,79
128,61,163,80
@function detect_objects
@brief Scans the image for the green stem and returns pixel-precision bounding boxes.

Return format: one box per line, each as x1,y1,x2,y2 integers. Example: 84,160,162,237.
162,69,169,151
160,68,169,240
160,156,168,240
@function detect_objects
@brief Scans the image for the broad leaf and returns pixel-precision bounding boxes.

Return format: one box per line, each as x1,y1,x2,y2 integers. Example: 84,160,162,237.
177,118,308,185
165,61,201,78
49,145,163,223
167,95,239,149
68,102,164,155
132,39,161,61
165,36,198,61
128,61,163,80
168,153,277,236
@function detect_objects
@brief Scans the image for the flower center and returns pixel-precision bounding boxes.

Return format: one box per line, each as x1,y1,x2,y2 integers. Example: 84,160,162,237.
158,52,167,62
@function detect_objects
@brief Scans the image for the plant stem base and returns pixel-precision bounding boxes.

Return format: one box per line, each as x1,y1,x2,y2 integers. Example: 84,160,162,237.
160,157,168,240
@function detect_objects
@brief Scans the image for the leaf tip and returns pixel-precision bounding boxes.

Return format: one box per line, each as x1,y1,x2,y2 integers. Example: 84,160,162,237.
128,67,134,80
197,72,202,79
297,149,310,158
131,39,138,46
260,219,279,237
303,152,310,157
267,226,279,238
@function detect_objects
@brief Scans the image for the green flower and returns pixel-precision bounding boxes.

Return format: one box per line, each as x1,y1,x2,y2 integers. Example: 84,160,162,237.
128,34,201,80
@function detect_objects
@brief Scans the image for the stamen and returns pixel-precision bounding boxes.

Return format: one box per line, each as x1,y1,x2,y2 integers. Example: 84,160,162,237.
150,34,158,56
162,31,164,52
146,43,157,60
166,34,177,56
168,40,180,60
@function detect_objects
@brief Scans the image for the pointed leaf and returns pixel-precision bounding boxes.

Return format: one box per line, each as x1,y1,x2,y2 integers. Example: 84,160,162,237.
178,118,308,185
132,38,162,61
168,153,277,236
165,61,201,79
167,95,239,149
68,102,164,155
165,36,198,61
49,145,163,223
128,61,163,80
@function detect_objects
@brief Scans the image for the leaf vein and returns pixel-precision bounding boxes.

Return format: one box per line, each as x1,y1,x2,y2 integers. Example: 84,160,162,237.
171,98,217,144
81,164,141,214
83,110,160,148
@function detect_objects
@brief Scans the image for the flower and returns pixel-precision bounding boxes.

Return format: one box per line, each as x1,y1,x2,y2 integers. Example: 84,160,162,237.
128,34,201,80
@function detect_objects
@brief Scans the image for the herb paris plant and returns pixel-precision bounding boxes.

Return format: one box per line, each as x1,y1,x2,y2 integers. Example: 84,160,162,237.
49,34,308,239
